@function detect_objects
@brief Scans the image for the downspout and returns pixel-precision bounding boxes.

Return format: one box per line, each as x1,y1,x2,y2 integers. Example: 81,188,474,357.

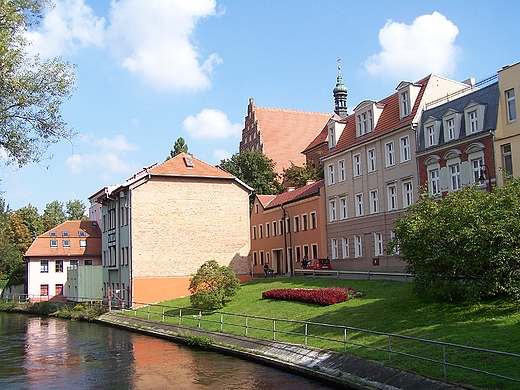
281,203,294,276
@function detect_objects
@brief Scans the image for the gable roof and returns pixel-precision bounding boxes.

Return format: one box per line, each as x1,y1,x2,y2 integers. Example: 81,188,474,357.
302,123,330,154
257,180,324,210
25,220,102,257
147,153,234,178
254,105,332,171
323,75,431,159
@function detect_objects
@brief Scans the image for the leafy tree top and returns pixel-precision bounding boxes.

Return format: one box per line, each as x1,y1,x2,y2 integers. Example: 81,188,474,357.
166,137,189,160
282,161,324,189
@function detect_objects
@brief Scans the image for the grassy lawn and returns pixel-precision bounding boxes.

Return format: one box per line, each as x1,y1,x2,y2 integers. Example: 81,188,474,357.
128,277,520,389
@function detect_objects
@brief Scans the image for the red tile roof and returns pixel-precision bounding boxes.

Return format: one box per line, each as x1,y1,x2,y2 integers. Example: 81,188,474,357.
260,180,324,210
324,76,430,158
254,106,332,172
148,152,234,179
25,220,102,257
302,123,329,154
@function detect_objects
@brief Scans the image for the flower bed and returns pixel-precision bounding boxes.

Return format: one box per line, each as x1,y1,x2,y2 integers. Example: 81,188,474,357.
262,286,362,306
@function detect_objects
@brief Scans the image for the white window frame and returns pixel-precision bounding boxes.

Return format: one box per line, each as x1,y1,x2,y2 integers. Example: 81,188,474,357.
342,237,349,258
427,125,436,147
329,198,337,222
339,196,348,220
310,212,317,229
374,233,383,257
369,189,379,214
449,163,461,191
401,91,410,117
355,193,364,217
387,184,397,211
471,157,484,185
428,168,440,196
353,154,362,176
469,110,479,134
402,180,413,208
338,159,346,182
354,235,362,258
329,125,336,148
367,148,376,173
328,163,335,185
385,142,395,167
400,136,411,163
331,239,339,259
506,89,517,123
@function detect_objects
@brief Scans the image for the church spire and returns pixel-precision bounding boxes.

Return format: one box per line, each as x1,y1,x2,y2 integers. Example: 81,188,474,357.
333,58,348,118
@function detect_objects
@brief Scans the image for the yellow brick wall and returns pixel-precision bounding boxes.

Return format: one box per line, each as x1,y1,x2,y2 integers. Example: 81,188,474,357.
130,177,251,279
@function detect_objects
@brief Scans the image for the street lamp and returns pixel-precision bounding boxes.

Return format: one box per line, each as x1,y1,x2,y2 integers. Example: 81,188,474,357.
478,164,492,192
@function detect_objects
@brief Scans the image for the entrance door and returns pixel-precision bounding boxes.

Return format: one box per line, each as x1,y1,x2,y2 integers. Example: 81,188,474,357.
273,250,283,274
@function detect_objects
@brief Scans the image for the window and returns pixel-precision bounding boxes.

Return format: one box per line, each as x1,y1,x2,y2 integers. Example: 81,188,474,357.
296,247,301,263
385,142,395,167
339,196,348,220
367,148,376,172
369,190,379,214
387,184,398,211
400,136,411,162
339,159,346,182
62,231,69,237
286,218,291,233
259,225,263,239
353,154,362,176
272,221,277,236
403,181,413,207
40,260,49,273
502,143,513,177
63,240,70,247
50,231,57,237
447,119,456,140
255,203,259,213
80,239,86,247
70,259,78,266
329,199,337,222
401,91,410,117
506,89,517,122
84,259,93,266
55,260,63,273
328,164,335,185
312,244,318,259
303,245,309,259
266,223,270,238
427,126,436,147
253,252,257,266
390,230,400,254
50,240,58,247
331,239,338,259
252,226,257,240
469,110,479,133
279,220,284,234
429,168,440,195
40,284,49,296
472,158,484,184
78,231,86,237
355,193,363,217
302,214,308,231
329,125,336,148
310,212,317,229
357,110,373,136
342,237,349,258
294,216,300,232
450,163,461,191
55,284,63,296
260,251,264,265
354,236,362,258
374,233,384,256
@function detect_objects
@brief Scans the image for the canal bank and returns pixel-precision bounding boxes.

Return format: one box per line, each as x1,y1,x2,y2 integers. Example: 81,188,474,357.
97,312,472,390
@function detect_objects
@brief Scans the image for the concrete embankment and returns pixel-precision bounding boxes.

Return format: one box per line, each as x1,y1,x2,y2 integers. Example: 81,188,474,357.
96,312,473,390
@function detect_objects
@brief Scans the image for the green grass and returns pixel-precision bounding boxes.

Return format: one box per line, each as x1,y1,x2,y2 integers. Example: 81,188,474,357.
127,277,520,389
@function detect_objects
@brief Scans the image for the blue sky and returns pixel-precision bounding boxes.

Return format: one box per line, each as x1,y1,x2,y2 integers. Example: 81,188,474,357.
2,0,519,212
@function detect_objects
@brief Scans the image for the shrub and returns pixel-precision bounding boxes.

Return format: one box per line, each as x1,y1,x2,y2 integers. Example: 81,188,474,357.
189,260,241,310
262,287,362,306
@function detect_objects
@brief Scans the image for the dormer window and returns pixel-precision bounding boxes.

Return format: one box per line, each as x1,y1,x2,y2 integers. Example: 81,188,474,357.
423,116,441,148
401,91,410,117
396,81,421,120
328,125,336,148
442,109,462,142
357,110,373,136
354,100,383,138
464,101,486,134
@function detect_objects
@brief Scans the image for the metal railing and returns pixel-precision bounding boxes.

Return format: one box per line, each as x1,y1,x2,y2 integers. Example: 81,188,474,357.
121,303,520,386
293,269,414,281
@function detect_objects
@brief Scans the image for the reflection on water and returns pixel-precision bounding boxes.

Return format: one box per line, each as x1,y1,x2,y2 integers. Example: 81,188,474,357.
0,313,334,389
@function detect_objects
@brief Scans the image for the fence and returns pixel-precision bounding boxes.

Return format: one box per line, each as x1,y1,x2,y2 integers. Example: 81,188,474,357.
122,303,520,387
293,269,414,281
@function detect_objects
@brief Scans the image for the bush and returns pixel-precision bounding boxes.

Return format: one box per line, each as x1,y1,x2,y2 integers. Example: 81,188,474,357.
189,260,241,310
262,287,362,306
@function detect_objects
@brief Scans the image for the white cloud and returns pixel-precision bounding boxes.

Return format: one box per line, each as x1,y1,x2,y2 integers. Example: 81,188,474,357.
106,0,222,91
213,149,232,162
24,0,105,57
364,12,460,80
66,134,139,177
183,109,242,139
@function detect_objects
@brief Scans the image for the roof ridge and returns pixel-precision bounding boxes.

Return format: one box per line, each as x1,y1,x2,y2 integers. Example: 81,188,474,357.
255,106,332,116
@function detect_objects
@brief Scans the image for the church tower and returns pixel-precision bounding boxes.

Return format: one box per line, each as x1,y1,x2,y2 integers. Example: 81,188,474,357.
333,59,348,118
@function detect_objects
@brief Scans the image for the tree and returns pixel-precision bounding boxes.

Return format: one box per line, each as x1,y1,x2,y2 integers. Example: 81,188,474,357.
166,137,189,160
7,212,32,255
388,180,520,302
189,260,241,310
282,161,324,188
219,151,283,198
16,204,44,239
41,200,66,231
0,0,76,168
66,199,87,220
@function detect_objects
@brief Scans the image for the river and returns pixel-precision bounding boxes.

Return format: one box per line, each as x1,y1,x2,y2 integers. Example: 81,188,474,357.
0,312,335,389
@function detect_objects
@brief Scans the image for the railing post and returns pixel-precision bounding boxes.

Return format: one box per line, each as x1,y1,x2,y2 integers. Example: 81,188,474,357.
344,328,347,354
162,306,165,322
273,320,276,341
443,345,447,378
304,323,308,346
147,305,150,320
198,311,201,328
388,335,392,363
220,313,223,332
245,316,248,337
179,308,182,325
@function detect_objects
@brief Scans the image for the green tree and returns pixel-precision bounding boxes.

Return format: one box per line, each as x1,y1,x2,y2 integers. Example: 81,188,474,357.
16,204,44,238
0,0,76,168
219,151,283,198
42,200,66,231
282,161,324,188
389,180,520,302
166,137,189,160
189,260,241,310
66,199,87,220
7,212,32,254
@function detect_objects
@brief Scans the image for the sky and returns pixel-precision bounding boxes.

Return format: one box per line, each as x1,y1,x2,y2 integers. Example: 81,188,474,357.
2,0,519,212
